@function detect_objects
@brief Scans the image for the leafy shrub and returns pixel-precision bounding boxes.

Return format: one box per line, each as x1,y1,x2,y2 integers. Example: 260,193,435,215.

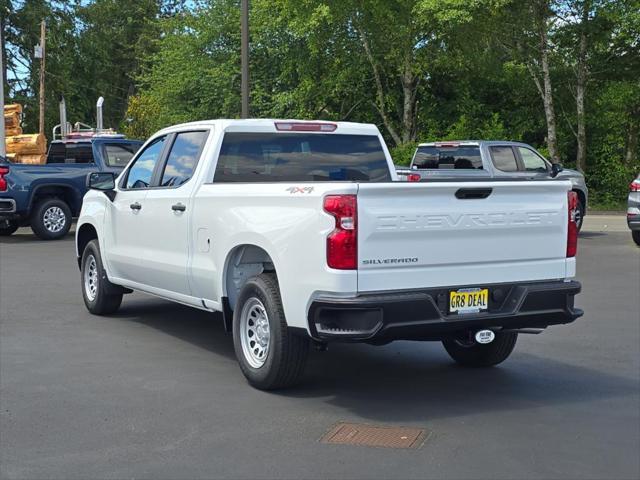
390,142,418,166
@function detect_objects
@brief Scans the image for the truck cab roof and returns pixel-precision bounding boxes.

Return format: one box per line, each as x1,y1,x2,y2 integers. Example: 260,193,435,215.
153,119,382,137
417,140,534,148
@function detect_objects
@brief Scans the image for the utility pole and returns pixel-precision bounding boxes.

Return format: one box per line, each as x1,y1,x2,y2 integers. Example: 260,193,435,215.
38,20,46,136
241,0,249,119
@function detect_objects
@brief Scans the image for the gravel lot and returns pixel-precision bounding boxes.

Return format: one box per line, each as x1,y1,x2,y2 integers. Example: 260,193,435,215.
1,216,639,480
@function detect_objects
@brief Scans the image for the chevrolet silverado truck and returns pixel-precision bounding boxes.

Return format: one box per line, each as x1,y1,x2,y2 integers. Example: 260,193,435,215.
76,120,583,390
0,136,142,239
397,141,588,230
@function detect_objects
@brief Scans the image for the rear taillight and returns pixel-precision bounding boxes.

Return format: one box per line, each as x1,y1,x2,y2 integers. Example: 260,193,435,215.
323,194,357,269
630,180,640,192
567,191,578,257
0,166,9,192
407,173,421,182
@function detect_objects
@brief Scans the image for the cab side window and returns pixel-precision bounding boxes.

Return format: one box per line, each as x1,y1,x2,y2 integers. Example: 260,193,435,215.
159,131,208,187
490,146,518,172
518,147,548,172
125,136,166,189
104,144,137,168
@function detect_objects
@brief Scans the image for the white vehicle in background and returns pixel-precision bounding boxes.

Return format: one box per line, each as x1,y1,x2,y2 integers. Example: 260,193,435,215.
76,119,583,390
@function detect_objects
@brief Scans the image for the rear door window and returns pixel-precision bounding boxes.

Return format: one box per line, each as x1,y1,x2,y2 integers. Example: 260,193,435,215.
412,145,482,170
214,133,391,182
160,131,208,187
490,146,519,172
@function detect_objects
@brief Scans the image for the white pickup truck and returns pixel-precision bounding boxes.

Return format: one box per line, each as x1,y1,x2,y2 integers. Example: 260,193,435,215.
76,119,583,390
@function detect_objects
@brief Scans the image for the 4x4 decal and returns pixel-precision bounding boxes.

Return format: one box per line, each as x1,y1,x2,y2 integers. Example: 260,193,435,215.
286,186,314,194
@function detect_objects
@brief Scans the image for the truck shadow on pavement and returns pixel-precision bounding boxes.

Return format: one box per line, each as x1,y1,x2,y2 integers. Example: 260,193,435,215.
116,298,236,360
116,298,638,424
289,343,639,422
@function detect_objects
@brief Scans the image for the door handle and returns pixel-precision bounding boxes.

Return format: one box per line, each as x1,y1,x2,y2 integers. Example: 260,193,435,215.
171,203,186,212
455,188,493,200
130,202,142,210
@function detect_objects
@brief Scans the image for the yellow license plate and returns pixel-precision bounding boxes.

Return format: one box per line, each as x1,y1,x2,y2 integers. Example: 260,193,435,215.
449,288,489,314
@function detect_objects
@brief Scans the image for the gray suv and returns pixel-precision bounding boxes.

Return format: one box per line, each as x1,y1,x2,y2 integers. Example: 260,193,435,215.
397,141,589,230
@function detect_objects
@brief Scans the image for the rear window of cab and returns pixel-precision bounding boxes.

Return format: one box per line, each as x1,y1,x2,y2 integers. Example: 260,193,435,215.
214,132,391,182
412,145,483,170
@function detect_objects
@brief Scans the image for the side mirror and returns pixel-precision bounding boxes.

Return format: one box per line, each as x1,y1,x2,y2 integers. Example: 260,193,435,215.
87,172,115,191
551,163,564,178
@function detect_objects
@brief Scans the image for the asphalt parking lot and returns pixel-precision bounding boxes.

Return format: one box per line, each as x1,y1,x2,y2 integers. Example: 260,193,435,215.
1,215,639,480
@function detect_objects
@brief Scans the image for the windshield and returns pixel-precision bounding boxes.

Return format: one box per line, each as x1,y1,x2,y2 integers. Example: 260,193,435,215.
412,145,483,170
215,133,391,182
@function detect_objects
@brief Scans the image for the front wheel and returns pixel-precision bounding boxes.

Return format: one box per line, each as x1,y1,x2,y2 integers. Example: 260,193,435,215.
0,219,19,236
233,273,309,390
443,331,517,367
81,239,123,315
632,230,640,246
30,198,72,240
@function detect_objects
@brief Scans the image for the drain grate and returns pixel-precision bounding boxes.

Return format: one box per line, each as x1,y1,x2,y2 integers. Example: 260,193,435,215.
320,422,427,449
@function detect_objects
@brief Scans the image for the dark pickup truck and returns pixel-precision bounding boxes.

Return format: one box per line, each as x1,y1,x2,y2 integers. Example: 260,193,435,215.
0,136,143,239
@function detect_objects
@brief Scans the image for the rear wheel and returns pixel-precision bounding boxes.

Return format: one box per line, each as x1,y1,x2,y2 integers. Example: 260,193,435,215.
632,230,640,246
0,219,19,236
233,273,309,390
81,239,123,315
443,331,518,367
30,198,71,240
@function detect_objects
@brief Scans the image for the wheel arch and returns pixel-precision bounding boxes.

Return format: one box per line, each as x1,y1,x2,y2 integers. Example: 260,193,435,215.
29,183,82,215
573,188,586,210
222,244,277,315
76,222,99,269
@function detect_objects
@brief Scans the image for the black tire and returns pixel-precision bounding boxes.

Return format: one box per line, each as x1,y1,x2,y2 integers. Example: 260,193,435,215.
632,230,640,247
443,331,518,367
575,198,585,232
233,273,309,390
81,239,123,315
30,197,72,240
0,219,19,236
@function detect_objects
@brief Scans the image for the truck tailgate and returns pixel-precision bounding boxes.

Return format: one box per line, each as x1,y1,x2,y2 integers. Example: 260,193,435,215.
357,180,572,292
